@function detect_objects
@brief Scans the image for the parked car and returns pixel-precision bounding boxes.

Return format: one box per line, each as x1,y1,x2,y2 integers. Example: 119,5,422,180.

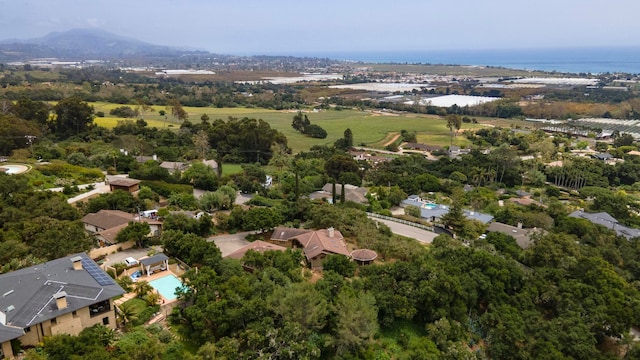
124,257,139,266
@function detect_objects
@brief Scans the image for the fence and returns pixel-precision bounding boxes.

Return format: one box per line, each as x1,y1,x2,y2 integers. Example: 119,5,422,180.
366,212,435,232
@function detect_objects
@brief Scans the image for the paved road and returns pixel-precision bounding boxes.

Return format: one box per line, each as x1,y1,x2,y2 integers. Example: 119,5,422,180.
207,231,252,257
368,217,438,244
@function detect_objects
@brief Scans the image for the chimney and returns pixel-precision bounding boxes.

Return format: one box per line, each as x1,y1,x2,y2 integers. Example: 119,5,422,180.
152,154,157,161
328,227,335,238
517,222,523,229
70,256,83,271
54,292,68,310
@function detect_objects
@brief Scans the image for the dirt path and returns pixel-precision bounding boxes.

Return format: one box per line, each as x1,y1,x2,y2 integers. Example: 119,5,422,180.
383,133,401,147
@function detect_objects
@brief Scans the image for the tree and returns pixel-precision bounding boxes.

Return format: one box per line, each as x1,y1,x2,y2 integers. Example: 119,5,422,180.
334,128,354,150
445,114,462,147
333,290,379,355
167,98,188,121
614,133,635,148
52,97,94,138
268,282,329,335
116,221,151,248
292,111,310,132
182,162,218,191
193,130,210,160
325,155,360,182
441,190,467,238
116,301,140,328
242,207,283,233
134,280,154,298
305,124,328,139
322,254,356,277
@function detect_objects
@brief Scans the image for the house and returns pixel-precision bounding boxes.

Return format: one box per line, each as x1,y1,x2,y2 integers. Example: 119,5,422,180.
401,195,494,224
159,161,189,174
349,150,392,166
448,145,471,159
309,183,369,204
569,210,640,240
269,227,350,270
402,143,443,153
135,154,158,163
485,222,545,249
0,253,125,359
225,240,287,260
108,178,141,193
82,210,162,246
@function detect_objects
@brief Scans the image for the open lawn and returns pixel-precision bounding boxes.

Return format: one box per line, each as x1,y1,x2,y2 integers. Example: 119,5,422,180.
220,163,244,176
92,102,488,153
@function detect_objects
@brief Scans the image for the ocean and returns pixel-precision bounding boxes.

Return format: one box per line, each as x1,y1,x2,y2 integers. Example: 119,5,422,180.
293,47,640,75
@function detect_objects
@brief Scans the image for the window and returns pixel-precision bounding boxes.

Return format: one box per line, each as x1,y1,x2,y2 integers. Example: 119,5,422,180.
72,310,77,317
102,317,109,325
24,326,31,333
89,300,111,317
51,317,57,324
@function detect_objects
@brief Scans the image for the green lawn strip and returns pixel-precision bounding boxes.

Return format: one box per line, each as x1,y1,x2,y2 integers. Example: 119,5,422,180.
90,102,495,152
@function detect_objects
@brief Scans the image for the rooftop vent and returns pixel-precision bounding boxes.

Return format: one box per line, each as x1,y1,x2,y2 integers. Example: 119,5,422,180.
70,256,83,271
328,227,335,238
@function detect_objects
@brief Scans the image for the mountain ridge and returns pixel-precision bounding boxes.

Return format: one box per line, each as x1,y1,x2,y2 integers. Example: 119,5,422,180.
0,28,203,61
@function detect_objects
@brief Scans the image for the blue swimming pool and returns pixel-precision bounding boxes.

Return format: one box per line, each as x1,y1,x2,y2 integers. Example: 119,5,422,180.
149,275,185,301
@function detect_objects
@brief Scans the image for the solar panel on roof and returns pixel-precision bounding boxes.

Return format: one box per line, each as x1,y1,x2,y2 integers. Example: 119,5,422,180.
81,257,116,286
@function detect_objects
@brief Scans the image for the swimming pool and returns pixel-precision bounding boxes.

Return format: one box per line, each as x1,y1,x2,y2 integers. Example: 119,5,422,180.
422,203,437,209
1,165,28,174
149,274,185,301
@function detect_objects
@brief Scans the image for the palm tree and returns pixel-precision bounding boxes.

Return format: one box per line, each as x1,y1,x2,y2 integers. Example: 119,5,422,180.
145,291,162,307
116,301,139,328
134,280,153,298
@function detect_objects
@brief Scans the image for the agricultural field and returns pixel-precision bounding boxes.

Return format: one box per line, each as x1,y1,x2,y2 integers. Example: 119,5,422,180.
92,102,489,153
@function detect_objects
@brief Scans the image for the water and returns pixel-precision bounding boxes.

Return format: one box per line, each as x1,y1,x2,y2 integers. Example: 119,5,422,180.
149,275,184,301
292,47,640,74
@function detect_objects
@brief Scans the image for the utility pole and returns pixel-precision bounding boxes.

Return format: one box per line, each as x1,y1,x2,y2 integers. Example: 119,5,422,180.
25,135,36,159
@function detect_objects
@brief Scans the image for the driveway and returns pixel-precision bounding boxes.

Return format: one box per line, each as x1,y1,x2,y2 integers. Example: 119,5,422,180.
207,231,252,257
103,247,157,267
368,217,438,244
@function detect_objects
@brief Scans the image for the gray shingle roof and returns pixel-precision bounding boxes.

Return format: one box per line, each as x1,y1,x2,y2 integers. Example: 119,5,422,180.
401,196,494,224
569,210,640,239
140,253,169,266
0,253,124,341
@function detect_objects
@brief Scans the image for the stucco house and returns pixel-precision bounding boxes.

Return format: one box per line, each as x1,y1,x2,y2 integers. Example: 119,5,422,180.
269,227,350,270
0,253,125,359
81,210,162,246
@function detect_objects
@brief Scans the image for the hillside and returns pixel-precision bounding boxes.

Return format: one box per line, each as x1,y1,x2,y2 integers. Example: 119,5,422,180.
0,28,194,61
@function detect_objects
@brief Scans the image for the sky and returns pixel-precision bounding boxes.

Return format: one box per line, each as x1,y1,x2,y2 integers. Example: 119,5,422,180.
2,0,640,55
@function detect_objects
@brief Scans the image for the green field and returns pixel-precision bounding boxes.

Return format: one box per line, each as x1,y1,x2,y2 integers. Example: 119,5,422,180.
92,102,487,153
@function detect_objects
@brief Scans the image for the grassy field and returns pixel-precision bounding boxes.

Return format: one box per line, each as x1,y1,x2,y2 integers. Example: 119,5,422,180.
220,163,244,176
92,102,488,153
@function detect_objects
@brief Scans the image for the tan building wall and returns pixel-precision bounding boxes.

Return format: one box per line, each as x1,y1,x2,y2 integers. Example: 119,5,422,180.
1,340,13,359
17,299,117,348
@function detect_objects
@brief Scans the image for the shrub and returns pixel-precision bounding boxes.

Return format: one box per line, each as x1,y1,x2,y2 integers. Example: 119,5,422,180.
140,180,193,198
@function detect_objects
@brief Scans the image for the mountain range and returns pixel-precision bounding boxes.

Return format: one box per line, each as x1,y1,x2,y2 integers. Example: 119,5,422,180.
0,28,201,61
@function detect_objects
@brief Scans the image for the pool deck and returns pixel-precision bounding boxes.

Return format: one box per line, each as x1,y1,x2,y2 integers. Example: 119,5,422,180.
116,267,185,305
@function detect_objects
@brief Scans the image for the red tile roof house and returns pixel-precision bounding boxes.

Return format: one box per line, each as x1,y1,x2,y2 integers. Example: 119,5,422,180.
81,210,163,246
269,227,350,270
